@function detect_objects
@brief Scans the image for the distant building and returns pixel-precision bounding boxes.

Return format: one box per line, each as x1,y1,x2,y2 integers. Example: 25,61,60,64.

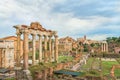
77,35,108,53
0,40,14,68
114,47,120,54
0,36,23,68
58,36,75,53
101,40,108,53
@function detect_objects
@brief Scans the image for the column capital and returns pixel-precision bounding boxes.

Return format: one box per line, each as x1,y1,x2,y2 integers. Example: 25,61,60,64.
31,33,36,36
43,35,47,38
48,35,52,38
38,34,42,37
16,32,22,35
23,29,29,36
16,29,22,35
54,35,58,38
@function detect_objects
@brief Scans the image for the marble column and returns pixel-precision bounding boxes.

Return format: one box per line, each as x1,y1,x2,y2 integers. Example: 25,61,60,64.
1,49,4,67
16,31,21,67
32,34,36,65
0,50,1,67
106,43,108,52
101,43,103,52
102,43,104,52
23,29,29,70
44,35,47,63
38,35,42,62
51,41,54,62
103,43,104,52
104,43,106,52
54,35,58,62
48,35,52,62
3,49,7,67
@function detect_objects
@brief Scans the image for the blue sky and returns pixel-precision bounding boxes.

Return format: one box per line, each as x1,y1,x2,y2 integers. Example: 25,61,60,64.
0,0,120,40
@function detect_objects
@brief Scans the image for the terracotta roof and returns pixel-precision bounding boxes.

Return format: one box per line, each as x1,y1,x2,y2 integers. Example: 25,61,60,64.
59,36,76,42
0,36,23,41
0,36,17,40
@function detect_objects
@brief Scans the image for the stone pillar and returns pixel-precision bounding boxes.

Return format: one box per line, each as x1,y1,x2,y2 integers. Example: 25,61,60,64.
0,49,1,67
16,31,21,67
103,43,105,52
4,49,6,68
102,43,104,52
38,35,42,62
106,43,108,52
54,35,58,62
101,43,103,52
23,29,29,70
48,35,52,62
104,43,106,52
32,34,36,65
44,35,47,63
51,41,54,62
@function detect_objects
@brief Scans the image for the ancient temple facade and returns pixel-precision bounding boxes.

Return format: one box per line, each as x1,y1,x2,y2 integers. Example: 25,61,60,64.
101,41,108,52
58,36,75,53
14,22,58,70
0,40,14,68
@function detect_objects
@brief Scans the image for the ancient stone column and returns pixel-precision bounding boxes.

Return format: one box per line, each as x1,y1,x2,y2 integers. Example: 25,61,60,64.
101,43,103,52
106,43,108,52
44,35,47,63
38,35,42,62
48,35,52,62
3,49,7,67
16,31,21,67
102,43,104,52
51,40,54,62
104,43,106,52
32,34,36,65
54,35,58,62
23,28,29,70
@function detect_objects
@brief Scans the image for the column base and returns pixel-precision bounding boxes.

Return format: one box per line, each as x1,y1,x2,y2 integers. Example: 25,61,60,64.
23,69,33,80
14,67,22,70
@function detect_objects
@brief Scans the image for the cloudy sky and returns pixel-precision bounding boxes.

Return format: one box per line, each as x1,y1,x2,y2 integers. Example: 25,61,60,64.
0,0,120,40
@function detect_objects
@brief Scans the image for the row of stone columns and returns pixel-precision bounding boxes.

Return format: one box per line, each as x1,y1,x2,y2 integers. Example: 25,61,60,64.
16,29,58,70
101,43,108,52
31,34,58,64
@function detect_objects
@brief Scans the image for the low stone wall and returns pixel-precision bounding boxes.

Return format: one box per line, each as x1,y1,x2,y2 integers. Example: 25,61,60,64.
34,54,82,80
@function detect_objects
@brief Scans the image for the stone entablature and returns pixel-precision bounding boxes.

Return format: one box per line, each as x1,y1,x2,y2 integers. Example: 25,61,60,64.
14,22,58,70
0,40,14,48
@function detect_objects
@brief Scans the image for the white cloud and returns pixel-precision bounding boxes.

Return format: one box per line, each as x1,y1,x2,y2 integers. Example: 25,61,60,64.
0,0,119,40
88,34,112,40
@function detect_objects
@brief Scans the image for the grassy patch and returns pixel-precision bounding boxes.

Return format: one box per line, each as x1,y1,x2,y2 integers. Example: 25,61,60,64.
102,61,120,76
85,70,101,77
81,57,120,77
81,57,94,69
5,78,15,80
29,62,57,78
58,56,73,63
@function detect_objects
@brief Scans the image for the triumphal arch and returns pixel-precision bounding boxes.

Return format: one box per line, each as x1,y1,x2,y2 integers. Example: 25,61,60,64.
14,22,58,70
